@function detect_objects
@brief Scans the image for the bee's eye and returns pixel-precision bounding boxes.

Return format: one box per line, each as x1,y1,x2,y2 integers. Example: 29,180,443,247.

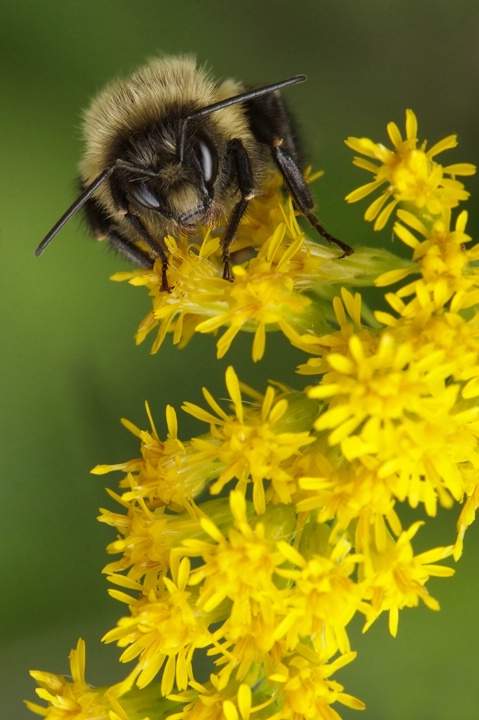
195,135,218,186
128,180,161,209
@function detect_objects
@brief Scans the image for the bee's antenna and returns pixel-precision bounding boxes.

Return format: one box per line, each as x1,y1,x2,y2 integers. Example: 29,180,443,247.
190,74,307,120
35,167,116,257
178,74,307,161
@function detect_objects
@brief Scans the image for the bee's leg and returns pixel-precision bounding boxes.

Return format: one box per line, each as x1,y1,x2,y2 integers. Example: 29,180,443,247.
106,231,156,269
246,91,353,257
107,173,170,291
83,194,155,268
270,143,353,256
221,138,255,281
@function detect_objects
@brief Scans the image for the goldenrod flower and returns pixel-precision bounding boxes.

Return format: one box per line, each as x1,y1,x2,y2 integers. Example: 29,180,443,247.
168,676,273,720
298,459,404,538
92,403,210,512
29,112,479,720
182,366,315,514
345,109,476,229
455,473,479,559
360,521,454,636
97,501,206,585
269,652,365,719
375,207,478,313
111,173,363,361
102,558,212,696
275,534,363,655
180,492,293,672
25,639,132,720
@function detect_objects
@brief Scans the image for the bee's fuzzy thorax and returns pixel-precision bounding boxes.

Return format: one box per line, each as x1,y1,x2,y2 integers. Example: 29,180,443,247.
80,55,254,185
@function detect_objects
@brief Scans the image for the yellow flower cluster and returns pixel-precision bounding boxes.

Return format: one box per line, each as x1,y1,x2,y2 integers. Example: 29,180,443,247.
111,171,406,361
25,639,135,720
28,111,478,720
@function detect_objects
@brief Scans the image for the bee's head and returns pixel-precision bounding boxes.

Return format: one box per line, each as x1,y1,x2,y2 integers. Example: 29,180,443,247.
117,120,220,228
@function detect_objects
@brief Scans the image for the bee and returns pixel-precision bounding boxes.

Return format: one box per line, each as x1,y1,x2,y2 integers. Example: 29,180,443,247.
35,55,352,291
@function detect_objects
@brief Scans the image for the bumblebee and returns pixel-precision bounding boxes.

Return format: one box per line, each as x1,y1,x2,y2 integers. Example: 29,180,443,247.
36,55,352,290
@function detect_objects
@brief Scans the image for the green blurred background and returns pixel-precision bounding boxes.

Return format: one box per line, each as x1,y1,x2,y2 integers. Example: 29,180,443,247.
2,1,479,717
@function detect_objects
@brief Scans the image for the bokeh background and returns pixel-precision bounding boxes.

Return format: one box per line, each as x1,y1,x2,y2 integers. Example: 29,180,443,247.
2,1,479,718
